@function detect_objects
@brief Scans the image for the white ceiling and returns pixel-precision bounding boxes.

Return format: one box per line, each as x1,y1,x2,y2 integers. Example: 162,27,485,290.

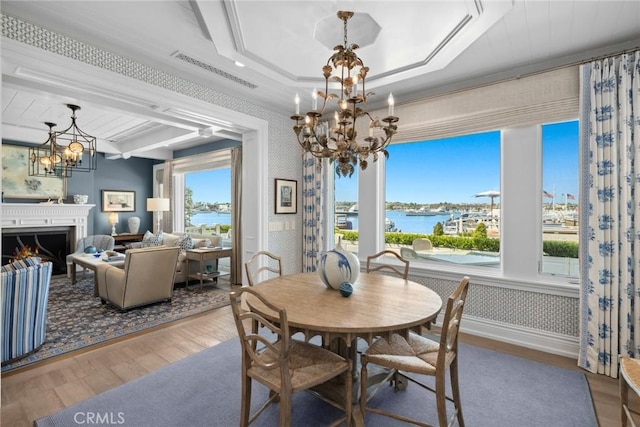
2,0,640,160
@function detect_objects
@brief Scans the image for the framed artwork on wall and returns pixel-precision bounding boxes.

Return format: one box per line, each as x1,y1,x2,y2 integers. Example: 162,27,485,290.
1,144,66,199
102,190,136,212
275,178,297,214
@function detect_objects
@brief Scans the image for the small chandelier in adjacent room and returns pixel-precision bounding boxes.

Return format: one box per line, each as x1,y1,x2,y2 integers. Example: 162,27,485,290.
291,11,399,177
28,122,71,178
28,104,97,178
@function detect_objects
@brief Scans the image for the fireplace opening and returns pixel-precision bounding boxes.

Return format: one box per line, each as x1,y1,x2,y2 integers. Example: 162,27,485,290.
2,227,74,275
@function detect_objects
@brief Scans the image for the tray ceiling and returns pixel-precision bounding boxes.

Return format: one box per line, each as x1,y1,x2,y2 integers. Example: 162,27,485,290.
2,0,640,159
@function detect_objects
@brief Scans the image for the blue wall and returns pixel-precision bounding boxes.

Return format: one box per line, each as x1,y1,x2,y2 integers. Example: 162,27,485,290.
83,154,156,236
2,141,156,237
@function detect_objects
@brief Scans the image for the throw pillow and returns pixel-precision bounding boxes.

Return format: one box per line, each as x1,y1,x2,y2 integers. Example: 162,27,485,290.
192,238,212,248
161,232,181,247
141,231,163,247
174,234,194,251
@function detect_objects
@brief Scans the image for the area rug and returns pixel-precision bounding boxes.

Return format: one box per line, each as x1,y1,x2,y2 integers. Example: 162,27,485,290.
2,274,231,373
35,337,597,427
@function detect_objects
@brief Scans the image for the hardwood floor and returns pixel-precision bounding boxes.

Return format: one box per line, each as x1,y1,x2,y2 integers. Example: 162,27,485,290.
1,304,621,426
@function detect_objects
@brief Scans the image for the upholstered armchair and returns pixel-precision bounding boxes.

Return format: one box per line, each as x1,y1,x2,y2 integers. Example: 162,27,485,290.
1,257,52,364
66,235,115,276
95,246,179,310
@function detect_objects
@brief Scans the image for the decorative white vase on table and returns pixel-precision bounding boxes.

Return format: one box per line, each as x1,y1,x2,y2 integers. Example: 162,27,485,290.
318,236,360,290
128,216,141,234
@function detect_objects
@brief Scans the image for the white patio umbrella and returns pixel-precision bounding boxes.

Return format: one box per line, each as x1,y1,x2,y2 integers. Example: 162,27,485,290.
474,190,500,218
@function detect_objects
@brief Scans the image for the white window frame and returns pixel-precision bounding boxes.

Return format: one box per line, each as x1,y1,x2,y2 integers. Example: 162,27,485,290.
352,66,581,297
170,149,232,232
357,124,578,297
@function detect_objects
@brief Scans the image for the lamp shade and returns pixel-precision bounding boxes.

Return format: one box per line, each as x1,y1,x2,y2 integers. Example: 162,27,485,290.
147,198,170,212
107,212,119,224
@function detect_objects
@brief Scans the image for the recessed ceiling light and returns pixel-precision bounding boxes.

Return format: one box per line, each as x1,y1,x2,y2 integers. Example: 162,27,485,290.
234,61,245,67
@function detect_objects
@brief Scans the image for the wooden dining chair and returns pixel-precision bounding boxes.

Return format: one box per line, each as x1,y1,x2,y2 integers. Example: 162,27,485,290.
620,356,640,427
364,250,414,338
229,287,352,427
245,251,283,286
366,250,409,279
360,276,470,427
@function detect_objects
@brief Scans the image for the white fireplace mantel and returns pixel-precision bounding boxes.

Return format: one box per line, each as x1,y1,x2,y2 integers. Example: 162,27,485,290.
1,203,95,241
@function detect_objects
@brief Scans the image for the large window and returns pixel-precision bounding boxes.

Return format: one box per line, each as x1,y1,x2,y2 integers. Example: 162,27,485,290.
541,121,579,278
347,121,581,286
184,168,232,235
346,66,580,288
334,168,358,253
385,131,502,268
167,148,233,237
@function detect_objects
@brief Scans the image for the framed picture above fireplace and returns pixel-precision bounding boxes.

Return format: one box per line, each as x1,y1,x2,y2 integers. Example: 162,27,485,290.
102,190,136,212
1,145,66,199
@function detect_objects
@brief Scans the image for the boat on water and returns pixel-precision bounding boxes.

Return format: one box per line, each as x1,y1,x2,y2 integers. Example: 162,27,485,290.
405,210,439,216
335,213,398,232
336,213,352,230
335,204,359,217
405,206,451,216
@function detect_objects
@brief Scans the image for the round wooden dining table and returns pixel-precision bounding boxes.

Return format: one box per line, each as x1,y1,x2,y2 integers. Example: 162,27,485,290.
246,272,442,426
247,272,443,346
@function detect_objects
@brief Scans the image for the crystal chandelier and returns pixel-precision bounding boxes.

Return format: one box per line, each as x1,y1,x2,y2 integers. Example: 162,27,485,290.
29,104,97,178
291,11,399,178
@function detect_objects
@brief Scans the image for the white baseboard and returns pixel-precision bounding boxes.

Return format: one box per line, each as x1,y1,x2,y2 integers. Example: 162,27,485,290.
459,315,579,359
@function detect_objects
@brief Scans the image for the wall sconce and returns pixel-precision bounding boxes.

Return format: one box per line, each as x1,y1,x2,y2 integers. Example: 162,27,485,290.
147,198,170,234
108,212,119,236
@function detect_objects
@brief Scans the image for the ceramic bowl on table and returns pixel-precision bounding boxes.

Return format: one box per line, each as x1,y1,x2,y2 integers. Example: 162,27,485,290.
73,194,89,204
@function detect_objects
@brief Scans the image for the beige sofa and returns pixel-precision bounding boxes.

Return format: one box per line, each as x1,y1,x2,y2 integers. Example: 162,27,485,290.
130,232,224,284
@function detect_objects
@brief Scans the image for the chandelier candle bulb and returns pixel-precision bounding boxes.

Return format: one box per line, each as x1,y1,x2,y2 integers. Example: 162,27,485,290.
294,93,300,114
312,89,318,110
388,93,395,116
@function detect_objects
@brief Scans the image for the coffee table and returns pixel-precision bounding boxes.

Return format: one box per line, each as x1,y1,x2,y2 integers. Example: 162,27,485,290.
70,253,125,296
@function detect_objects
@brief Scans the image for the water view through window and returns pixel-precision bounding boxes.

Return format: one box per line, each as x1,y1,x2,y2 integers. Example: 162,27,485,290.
335,121,579,278
184,168,232,235
541,121,579,277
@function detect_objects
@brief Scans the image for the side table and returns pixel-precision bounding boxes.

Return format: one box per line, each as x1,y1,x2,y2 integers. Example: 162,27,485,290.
185,247,232,292
112,233,145,253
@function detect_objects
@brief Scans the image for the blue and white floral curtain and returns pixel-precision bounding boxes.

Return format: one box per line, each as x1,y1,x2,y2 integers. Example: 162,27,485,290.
302,153,334,272
579,51,640,378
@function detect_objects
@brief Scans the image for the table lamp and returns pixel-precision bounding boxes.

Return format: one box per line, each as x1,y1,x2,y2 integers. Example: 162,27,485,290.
108,212,119,236
147,197,170,234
